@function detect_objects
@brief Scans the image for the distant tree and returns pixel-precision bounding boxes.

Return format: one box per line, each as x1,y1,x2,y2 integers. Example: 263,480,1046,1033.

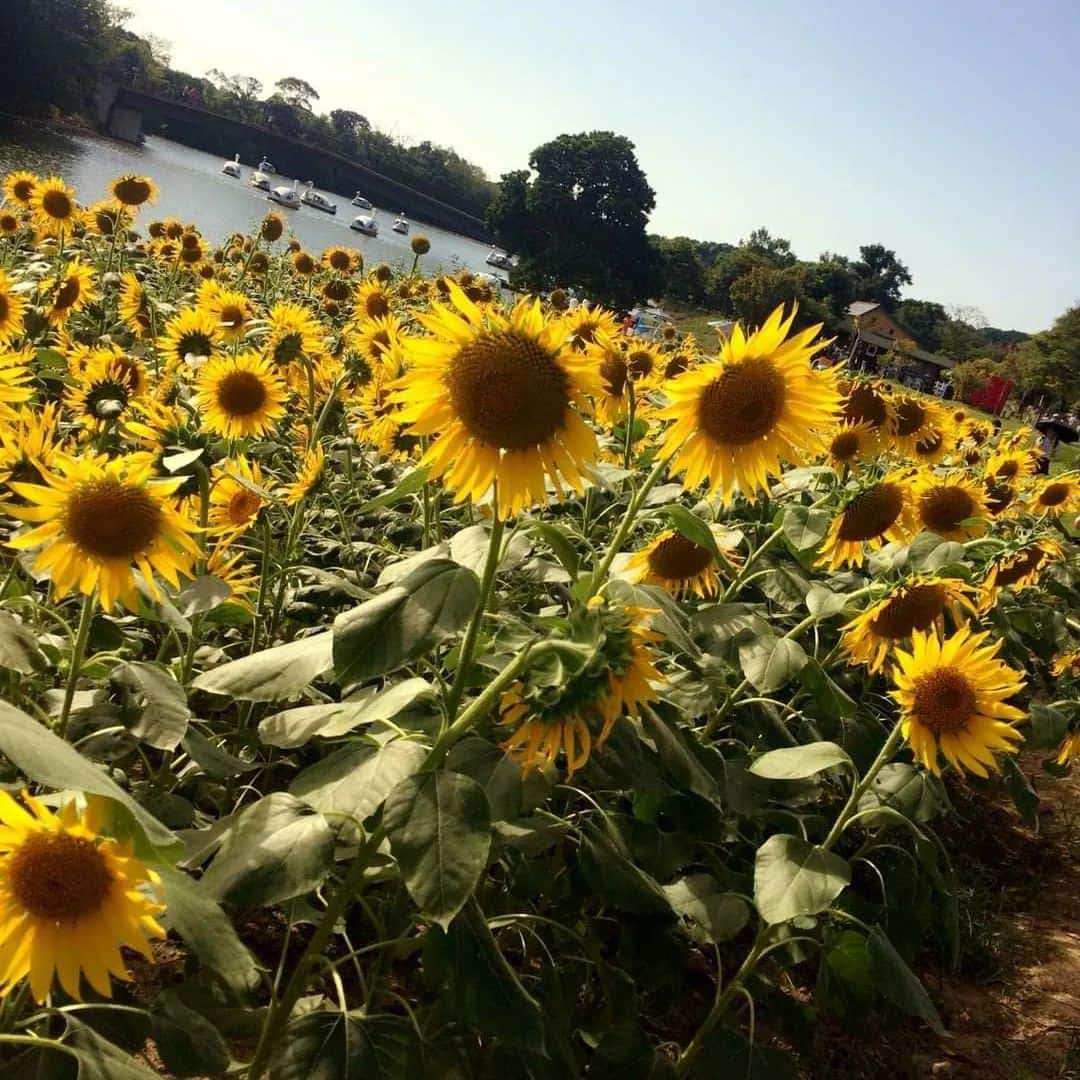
263,99,302,138
488,131,664,308
803,256,860,321
950,357,1003,399
652,237,707,305
895,299,948,351
705,247,771,313
743,227,796,266
1012,304,1080,405
728,265,809,329
329,109,370,140
207,69,262,102
275,76,319,111
853,244,912,307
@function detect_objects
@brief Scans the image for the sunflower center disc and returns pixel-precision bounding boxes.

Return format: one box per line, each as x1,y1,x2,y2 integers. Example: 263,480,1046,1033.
844,384,887,428
65,478,163,559
85,380,130,419
41,189,72,220
665,355,689,379
328,251,350,271
1040,483,1069,507
995,547,1043,587
447,330,569,450
915,431,944,457
114,177,151,205
218,304,246,331
648,533,713,579
54,277,81,311
216,371,268,416
178,332,212,359
627,350,655,379
228,488,262,523
323,280,349,302
0,294,8,322
985,481,1014,515
837,483,904,541
870,584,947,639
920,486,975,533
364,291,390,319
995,460,1019,479
599,353,627,397
830,431,860,460
13,180,33,201
893,398,925,437
9,832,113,920
697,358,786,446
912,667,976,735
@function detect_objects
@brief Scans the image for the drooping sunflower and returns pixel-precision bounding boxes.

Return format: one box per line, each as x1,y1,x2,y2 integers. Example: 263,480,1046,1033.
0,402,64,489
3,171,38,207
982,538,1065,602
194,352,288,440
1028,474,1080,515
563,305,620,351
355,278,394,321
912,471,987,540
1055,731,1080,766
41,261,96,326
842,576,978,673
205,546,260,607
86,199,129,237
391,283,603,518
500,603,662,776
108,174,158,210
986,449,1036,484
825,421,876,471
209,457,271,542
260,210,285,242
0,351,32,420
890,626,1026,777
818,470,917,570
264,302,324,365
624,528,740,599
1051,650,1080,678
658,305,841,504
117,272,155,338
282,443,325,504
8,453,200,610
28,176,78,239
200,287,254,343
0,791,165,1003
840,379,893,440
0,271,27,346
159,306,222,369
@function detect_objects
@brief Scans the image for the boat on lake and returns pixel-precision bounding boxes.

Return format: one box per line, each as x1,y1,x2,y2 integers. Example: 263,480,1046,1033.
301,183,337,214
250,158,277,190
350,214,378,236
352,193,374,210
267,181,300,210
485,247,515,270
392,212,409,234
221,153,241,178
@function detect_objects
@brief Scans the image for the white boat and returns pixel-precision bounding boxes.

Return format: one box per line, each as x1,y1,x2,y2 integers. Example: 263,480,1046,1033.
250,170,271,191
221,153,241,179
392,213,409,234
485,247,515,270
267,181,301,210
350,214,378,236
301,183,337,214
351,193,374,210
258,158,277,174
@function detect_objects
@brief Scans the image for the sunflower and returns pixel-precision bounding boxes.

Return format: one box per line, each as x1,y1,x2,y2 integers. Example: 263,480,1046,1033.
587,333,663,425
159,306,221,369
500,604,662,776
841,379,893,440
658,305,841,504
291,250,316,276
200,288,254,343
346,314,403,377
0,351,33,420
986,449,1036,483
117,272,155,338
3,171,38,207
0,271,27,346
888,394,945,457
205,546,260,607
352,378,418,461
65,349,147,430
0,210,20,236
356,278,394,321
41,261,96,326
194,352,288,440
563,305,620,350
1056,732,1080,766
910,423,952,466
0,403,64,489
912,471,987,540
209,457,271,541
890,626,1025,777
1051,650,1080,678
818,470,917,570
322,246,361,274
108,174,157,210
85,200,128,237
391,283,603,518
1028,474,1080,515
282,443,325,504
982,538,1065,602
983,477,1019,518
28,176,79,239
8,453,199,610
0,791,165,1003
825,421,875,470
624,528,739,599
265,302,324,365
842,576,978,673
260,211,285,242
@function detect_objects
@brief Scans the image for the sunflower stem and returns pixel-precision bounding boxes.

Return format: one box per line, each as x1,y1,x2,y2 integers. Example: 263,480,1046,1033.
443,509,505,724
57,592,95,740
622,381,637,471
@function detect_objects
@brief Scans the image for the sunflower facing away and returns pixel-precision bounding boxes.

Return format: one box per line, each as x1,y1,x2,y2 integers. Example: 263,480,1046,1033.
0,271,27,346
0,351,32,420
283,443,325,504
117,272,155,338
913,471,988,540
1056,731,1080,766
195,352,288,440
392,282,603,518
625,528,739,599
500,604,662,776
842,576,978,673
890,626,1025,777
0,792,165,1003
818,470,916,570
28,176,79,239
658,305,841,504
8,453,199,610
0,403,64,489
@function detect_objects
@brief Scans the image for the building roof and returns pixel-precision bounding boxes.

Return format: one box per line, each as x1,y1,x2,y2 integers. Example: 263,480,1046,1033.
846,301,881,317
858,329,953,369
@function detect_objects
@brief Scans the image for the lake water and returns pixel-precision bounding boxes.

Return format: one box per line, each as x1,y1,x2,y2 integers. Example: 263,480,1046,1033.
0,116,500,278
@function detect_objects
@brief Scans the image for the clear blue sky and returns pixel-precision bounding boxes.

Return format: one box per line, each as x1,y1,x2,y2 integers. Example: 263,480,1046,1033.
125,0,1078,332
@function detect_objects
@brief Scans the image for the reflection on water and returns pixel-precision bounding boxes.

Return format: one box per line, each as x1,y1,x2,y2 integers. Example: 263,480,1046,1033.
0,116,497,277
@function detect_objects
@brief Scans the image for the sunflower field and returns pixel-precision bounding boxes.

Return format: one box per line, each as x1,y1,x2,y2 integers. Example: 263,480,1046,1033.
0,169,1076,1078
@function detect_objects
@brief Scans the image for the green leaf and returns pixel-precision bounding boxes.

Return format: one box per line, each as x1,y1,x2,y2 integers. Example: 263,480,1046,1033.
690,1028,797,1080
738,635,808,693
691,602,770,644
758,562,811,609
827,929,875,1001
642,710,722,809
780,505,831,551
753,833,851,924
1001,754,1039,826
1027,702,1070,750
112,662,191,750
0,612,46,673
749,741,852,780
528,522,580,579
150,991,230,1077
181,729,258,779
856,763,941,824
291,736,427,829
908,533,967,572
269,1010,419,1080
384,770,491,929
868,925,947,1035
192,632,333,702
356,466,429,513
659,505,722,561
805,585,850,621
799,658,857,719
663,874,749,944
334,559,481,692
260,678,434,748
201,793,334,908
174,574,232,617
156,866,261,995
0,701,177,854
63,1017,159,1079
579,828,673,917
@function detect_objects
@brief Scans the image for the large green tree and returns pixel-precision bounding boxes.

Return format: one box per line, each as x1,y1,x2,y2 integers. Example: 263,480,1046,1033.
852,244,912,306
487,132,664,309
1013,304,1080,405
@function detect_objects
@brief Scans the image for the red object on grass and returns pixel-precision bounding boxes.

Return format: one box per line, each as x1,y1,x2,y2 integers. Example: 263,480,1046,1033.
967,376,1013,415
